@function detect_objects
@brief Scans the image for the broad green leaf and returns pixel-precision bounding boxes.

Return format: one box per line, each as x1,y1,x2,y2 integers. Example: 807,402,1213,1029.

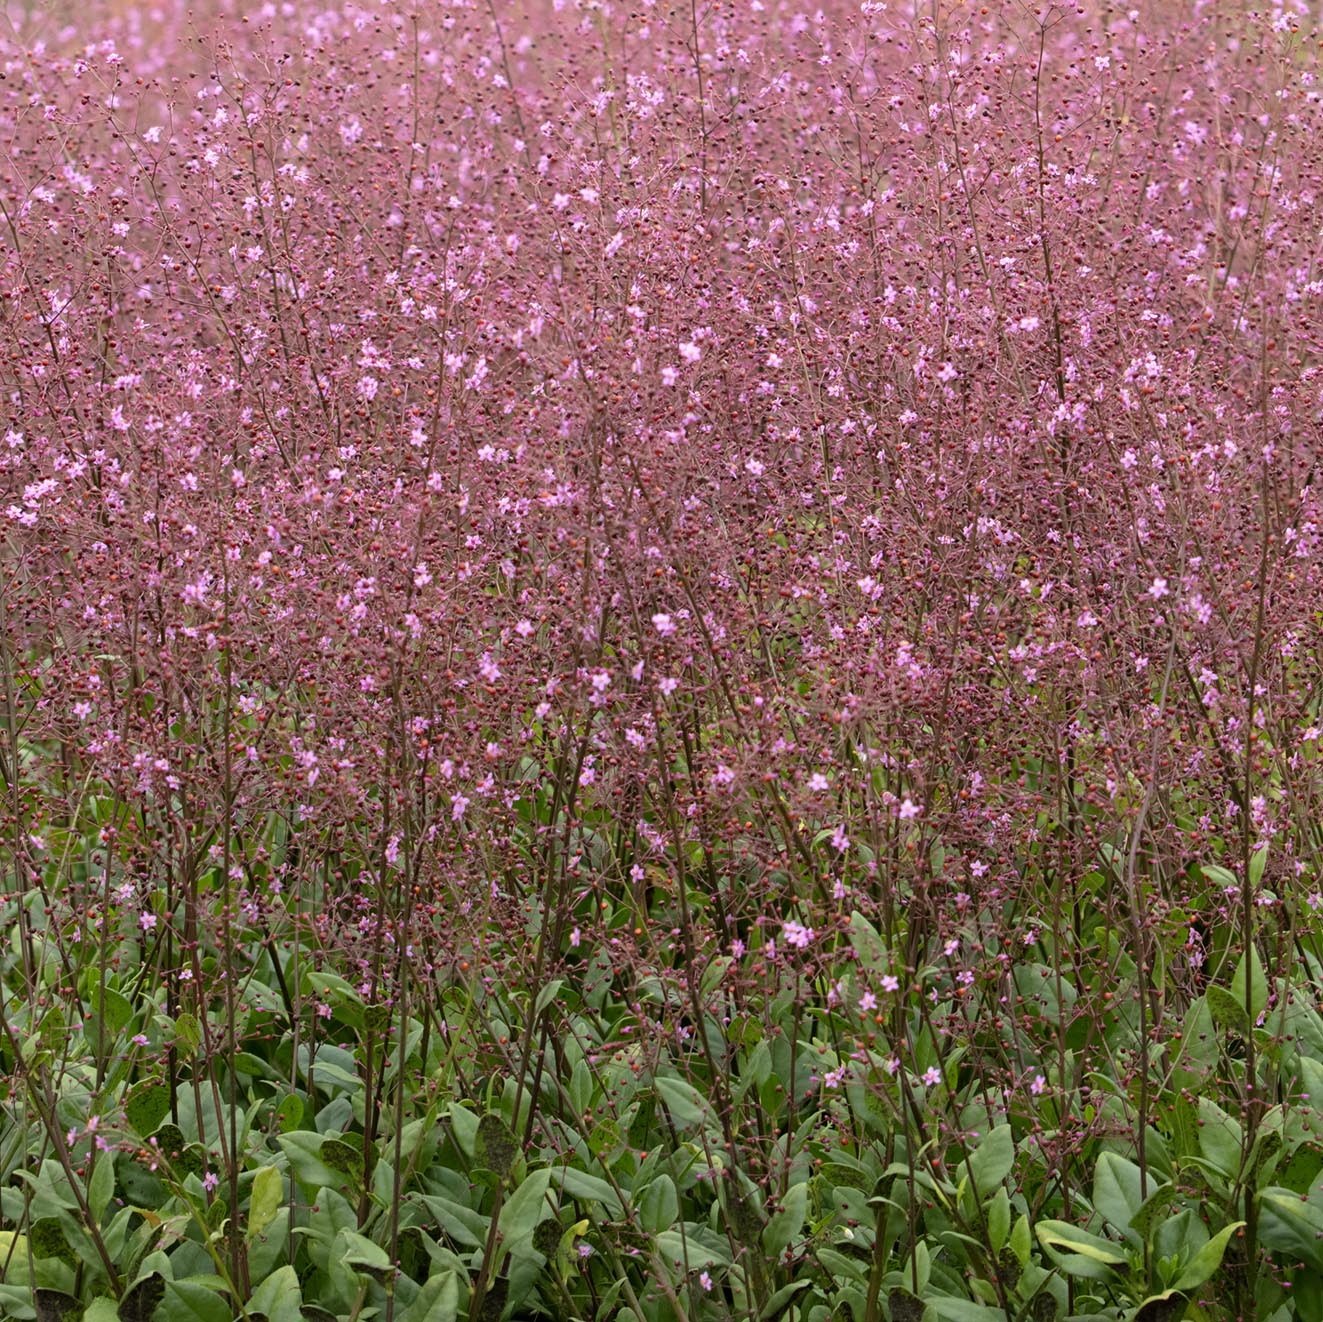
1258,1189,1323,1272
1036,1220,1127,1281
247,1209,289,1281
758,1281,812,1320
89,985,133,1033
246,1264,301,1322
924,1299,1008,1322
637,1176,679,1235
656,1227,731,1272
1197,1097,1243,1178
966,1125,1015,1194
247,1166,283,1242
416,1194,487,1250
1249,845,1268,889
986,1188,1011,1253
654,1076,712,1130
84,1300,119,1322
533,979,564,1019
399,1270,459,1322
1170,996,1217,1089
847,912,888,976
550,1166,623,1217
274,1095,303,1134
1130,1184,1179,1241
88,1155,115,1226
0,1233,30,1286
1092,1152,1147,1248
124,1083,171,1139
163,1279,230,1322
762,1183,808,1262
1009,1214,1032,1266
1172,1220,1244,1291
276,1132,344,1195
337,1230,391,1278
172,1014,202,1056
1229,946,1269,1024
903,1241,930,1294
446,1104,479,1160
1204,984,1249,1032
498,1168,553,1248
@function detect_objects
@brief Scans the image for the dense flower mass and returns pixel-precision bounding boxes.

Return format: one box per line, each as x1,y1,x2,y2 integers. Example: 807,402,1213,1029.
4,0,1323,1316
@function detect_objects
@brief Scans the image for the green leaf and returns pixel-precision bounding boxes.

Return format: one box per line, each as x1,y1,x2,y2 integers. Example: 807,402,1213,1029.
124,1083,171,1139
1130,1184,1179,1242
277,1133,345,1196
88,1155,115,1225
966,1124,1015,1194
986,1188,1011,1253
533,979,564,1019
1035,1220,1127,1281
654,1076,712,1130
1202,864,1238,890
1197,1097,1243,1177
1172,1220,1244,1291
1009,1214,1032,1266
337,1231,392,1280
762,1183,808,1262
1230,945,1269,1024
550,1166,624,1217
90,985,134,1033
398,1270,459,1322
1170,997,1217,1087
247,1265,302,1322
655,1227,730,1271
637,1176,679,1235
446,1105,479,1161
1205,984,1249,1032
163,1279,231,1322
274,1095,303,1134
1092,1152,1147,1248
924,1299,1008,1322
171,1015,202,1057
0,1232,31,1286
247,1166,283,1243
1249,845,1268,889
319,1138,363,1189
1258,1189,1323,1272
758,1281,812,1321
416,1193,487,1249
846,912,888,975
498,1168,553,1248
